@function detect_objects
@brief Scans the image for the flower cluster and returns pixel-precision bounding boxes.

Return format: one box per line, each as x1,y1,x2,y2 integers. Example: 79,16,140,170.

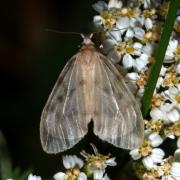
53,144,116,180
12,145,116,180
92,0,180,179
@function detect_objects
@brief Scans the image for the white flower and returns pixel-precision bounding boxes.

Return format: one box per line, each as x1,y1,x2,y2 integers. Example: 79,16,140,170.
130,133,163,158
54,155,86,180
54,172,87,180
93,170,104,180
161,175,176,180
125,72,139,93
130,133,164,169
148,133,163,147
150,103,180,124
63,155,84,169
142,42,155,56
105,157,117,166
133,53,149,72
93,15,104,29
92,1,108,13
144,18,153,30
160,66,167,76
104,33,150,71
92,0,122,29
81,144,116,178
101,174,111,180
156,77,164,89
134,27,145,41
163,86,180,108
129,149,141,160
93,170,110,180
27,174,41,180
116,17,130,33
171,162,180,179
174,149,180,162
177,138,180,148
108,0,122,9
142,148,165,169
165,39,178,63
142,0,151,9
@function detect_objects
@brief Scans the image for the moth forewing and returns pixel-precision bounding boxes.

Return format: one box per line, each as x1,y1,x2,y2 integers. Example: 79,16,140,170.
40,35,144,154
40,55,90,153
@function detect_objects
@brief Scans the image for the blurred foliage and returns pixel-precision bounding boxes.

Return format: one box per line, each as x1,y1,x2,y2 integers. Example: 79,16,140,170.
11,168,31,180
0,131,12,179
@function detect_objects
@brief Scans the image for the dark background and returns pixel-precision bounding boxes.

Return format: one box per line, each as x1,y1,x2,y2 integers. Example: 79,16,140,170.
1,0,136,179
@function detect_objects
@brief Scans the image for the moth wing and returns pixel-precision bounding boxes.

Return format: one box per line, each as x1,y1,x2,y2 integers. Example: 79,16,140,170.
40,55,90,154
93,54,144,149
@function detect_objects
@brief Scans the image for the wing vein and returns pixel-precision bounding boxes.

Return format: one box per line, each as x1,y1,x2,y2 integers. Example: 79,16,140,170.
62,58,77,114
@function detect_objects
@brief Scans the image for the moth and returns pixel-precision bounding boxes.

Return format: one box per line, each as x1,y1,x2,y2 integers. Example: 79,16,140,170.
40,34,144,154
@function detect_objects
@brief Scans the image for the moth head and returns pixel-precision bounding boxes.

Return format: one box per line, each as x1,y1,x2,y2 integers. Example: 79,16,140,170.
81,34,94,46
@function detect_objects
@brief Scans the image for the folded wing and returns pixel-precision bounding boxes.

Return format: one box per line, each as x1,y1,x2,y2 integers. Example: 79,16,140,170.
40,55,90,154
93,54,144,149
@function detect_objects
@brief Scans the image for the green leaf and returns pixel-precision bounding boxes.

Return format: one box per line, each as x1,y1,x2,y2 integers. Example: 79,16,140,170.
141,0,180,117
0,130,12,179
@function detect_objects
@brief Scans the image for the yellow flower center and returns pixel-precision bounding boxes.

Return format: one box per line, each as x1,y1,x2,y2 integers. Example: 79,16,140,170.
115,41,135,55
66,168,81,180
176,95,180,104
100,10,116,29
139,140,152,157
175,25,180,32
169,121,180,137
174,44,180,61
128,8,137,18
145,119,163,133
144,31,159,42
163,73,178,86
143,9,156,18
152,95,165,107
121,8,129,16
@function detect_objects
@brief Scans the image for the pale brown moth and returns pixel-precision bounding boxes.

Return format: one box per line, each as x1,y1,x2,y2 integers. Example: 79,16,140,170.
40,34,144,154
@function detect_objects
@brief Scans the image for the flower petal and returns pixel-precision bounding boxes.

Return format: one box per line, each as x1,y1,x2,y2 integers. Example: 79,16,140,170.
106,157,117,166
92,1,108,12
78,172,87,180
142,156,154,169
171,162,180,178
122,54,134,69
150,148,165,163
53,172,66,180
174,148,180,162
116,17,130,32
27,174,41,180
149,133,163,147
144,18,153,30
108,0,122,9
129,149,141,160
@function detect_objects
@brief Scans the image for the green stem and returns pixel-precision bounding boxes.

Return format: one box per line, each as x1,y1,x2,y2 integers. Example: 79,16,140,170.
141,0,180,117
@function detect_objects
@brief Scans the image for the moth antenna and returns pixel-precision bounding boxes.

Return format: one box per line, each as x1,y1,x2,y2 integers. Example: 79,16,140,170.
80,34,85,39
80,33,93,39
45,29,81,36
89,33,93,39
